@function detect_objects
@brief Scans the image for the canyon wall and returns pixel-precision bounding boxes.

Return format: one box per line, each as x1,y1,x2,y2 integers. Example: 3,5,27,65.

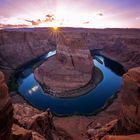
118,67,140,133
63,28,140,69
0,28,140,80
0,29,56,79
0,28,140,139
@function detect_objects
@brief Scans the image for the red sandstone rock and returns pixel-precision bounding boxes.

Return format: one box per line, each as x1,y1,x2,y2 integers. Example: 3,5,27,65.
88,119,118,140
12,124,32,140
34,37,93,94
102,134,140,140
0,71,13,140
0,28,140,140
13,102,53,139
118,67,140,133
32,131,46,140
100,67,140,136
1,28,140,80
12,124,47,140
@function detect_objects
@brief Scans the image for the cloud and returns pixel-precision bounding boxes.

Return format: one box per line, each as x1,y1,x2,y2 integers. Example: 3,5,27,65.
83,21,90,24
136,17,140,20
98,13,103,16
45,14,55,22
0,23,29,28
24,19,41,26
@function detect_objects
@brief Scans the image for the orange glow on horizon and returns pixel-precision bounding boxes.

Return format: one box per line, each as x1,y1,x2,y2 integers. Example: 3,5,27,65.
0,1,140,29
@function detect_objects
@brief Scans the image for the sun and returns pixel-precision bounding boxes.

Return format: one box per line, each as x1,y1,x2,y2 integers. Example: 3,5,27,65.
52,26,59,31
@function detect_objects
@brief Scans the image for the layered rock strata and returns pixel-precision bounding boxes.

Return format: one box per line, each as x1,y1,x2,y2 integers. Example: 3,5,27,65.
0,29,56,80
1,28,140,80
34,37,93,94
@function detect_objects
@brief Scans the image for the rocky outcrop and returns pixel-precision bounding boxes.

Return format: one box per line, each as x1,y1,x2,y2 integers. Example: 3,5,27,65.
87,119,118,140
0,71,50,140
13,101,53,139
12,124,47,140
102,134,140,140
0,71,13,140
34,36,93,95
12,124,32,140
117,67,140,133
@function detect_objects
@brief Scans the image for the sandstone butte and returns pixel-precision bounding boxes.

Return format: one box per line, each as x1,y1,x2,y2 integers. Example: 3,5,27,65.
34,36,94,95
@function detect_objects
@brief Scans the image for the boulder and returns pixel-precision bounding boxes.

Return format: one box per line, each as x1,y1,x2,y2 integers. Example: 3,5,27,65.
34,36,93,95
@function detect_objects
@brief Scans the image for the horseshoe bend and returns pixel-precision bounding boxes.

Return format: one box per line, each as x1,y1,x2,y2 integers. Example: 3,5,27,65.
0,28,140,140
34,36,96,96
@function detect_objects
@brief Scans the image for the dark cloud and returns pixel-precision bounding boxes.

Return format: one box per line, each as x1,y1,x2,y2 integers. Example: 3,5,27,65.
45,14,55,22
24,19,41,26
83,21,90,24
98,13,103,16
0,23,28,28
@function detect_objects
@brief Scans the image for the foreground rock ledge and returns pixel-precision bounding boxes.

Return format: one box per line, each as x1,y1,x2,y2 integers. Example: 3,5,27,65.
0,71,13,140
34,37,94,95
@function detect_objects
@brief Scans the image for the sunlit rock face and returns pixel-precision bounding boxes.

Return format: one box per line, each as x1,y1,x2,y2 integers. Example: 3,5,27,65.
34,36,93,95
0,71,13,140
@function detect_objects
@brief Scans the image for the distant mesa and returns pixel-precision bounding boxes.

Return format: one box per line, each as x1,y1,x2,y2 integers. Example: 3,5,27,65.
34,35,94,96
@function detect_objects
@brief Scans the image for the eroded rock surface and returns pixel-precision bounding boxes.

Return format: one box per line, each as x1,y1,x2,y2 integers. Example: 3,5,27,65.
118,67,140,133
12,124,32,140
0,29,56,80
13,99,53,139
102,134,140,140
34,37,93,94
0,71,49,140
0,28,140,140
1,28,140,80
0,71,13,140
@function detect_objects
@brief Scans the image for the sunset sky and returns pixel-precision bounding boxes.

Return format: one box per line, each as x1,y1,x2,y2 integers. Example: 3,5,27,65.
0,0,140,28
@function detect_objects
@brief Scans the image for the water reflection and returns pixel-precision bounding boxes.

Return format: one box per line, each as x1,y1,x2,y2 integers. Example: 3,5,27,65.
45,50,56,58
28,85,40,95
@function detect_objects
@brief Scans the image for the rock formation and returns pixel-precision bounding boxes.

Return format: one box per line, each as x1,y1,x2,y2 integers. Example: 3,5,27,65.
0,28,140,140
0,71,13,140
0,29,56,80
1,28,140,80
102,134,140,140
34,36,93,95
13,102,53,139
118,67,140,133
12,124,32,140
0,71,53,140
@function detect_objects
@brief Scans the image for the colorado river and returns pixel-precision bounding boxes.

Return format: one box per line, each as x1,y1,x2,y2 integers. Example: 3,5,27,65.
16,50,125,115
